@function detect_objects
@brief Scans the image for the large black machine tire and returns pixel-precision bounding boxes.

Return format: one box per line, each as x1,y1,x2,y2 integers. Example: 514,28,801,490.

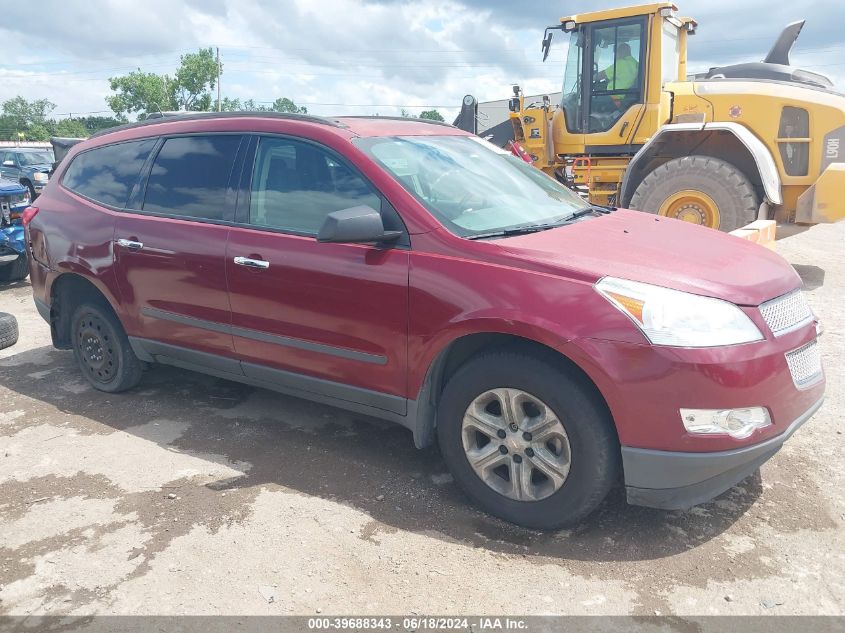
629,155,759,232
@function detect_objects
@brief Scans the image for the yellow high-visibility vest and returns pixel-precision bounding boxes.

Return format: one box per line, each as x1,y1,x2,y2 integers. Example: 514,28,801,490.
605,56,639,93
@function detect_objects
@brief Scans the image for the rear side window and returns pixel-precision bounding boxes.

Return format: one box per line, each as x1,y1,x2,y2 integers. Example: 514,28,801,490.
143,135,242,221
63,139,157,208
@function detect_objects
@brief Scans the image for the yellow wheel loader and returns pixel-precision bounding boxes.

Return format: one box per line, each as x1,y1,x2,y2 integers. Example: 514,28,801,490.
457,2,845,243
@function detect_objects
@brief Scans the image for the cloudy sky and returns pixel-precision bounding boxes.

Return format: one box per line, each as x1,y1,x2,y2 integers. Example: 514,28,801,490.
1,0,842,122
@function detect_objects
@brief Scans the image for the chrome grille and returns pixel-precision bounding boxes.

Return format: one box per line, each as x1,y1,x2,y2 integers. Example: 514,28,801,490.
785,339,823,388
760,290,813,336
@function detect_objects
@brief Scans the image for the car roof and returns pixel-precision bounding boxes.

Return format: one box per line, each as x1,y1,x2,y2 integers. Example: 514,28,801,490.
332,116,464,137
90,111,468,141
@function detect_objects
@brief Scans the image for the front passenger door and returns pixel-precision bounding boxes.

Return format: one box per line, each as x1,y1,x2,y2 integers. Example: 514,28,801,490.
226,136,410,414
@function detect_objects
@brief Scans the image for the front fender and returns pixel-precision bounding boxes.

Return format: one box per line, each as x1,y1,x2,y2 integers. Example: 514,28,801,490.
620,121,782,206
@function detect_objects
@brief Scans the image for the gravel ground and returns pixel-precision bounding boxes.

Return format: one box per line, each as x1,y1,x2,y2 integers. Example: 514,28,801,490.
0,222,843,618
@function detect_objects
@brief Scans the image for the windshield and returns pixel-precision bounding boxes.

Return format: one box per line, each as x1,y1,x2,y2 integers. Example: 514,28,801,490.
354,135,588,238
18,151,53,166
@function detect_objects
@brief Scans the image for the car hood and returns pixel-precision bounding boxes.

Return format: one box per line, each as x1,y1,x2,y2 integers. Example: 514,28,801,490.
26,164,51,173
494,209,800,306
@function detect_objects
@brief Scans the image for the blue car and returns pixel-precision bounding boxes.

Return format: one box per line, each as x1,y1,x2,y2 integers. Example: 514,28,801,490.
0,177,31,282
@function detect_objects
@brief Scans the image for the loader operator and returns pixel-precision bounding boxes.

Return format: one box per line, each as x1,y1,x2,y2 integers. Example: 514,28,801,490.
596,42,639,110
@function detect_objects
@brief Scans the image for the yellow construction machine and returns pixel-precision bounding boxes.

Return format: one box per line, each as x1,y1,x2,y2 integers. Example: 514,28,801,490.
460,3,845,242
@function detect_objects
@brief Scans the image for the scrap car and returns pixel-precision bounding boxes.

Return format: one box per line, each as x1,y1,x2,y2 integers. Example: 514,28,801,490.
0,177,30,282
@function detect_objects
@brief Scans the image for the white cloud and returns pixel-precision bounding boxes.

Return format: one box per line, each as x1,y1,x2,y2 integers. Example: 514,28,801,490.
0,0,841,121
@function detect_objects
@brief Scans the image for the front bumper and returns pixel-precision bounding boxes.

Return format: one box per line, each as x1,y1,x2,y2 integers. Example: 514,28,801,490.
623,396,824,509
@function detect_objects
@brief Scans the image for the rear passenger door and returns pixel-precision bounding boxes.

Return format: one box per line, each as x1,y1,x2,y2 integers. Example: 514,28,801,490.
226,135,410,413
114,134,246,367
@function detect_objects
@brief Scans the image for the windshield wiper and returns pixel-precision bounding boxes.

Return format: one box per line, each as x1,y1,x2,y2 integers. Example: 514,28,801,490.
466,208,605,240
466,222,562,240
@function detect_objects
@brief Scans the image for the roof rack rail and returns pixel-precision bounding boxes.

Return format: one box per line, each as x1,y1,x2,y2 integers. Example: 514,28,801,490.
91,111,346,138
335,115,455,128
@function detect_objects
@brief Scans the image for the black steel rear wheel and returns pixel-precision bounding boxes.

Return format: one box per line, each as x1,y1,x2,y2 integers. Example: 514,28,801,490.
71,302,143,393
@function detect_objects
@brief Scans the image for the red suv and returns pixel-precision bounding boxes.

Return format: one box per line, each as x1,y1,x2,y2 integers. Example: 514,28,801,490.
24,113,825,528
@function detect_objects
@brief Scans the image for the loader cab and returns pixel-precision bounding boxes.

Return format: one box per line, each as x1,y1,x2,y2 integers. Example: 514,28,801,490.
560,17,647,136
544,3,692,155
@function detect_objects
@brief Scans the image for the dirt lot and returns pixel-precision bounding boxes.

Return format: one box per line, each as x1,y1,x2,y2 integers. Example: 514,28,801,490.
0,223,843,618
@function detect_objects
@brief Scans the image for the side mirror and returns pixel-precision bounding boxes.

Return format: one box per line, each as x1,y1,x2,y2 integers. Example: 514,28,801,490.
317,206,401,245
2,160,14,167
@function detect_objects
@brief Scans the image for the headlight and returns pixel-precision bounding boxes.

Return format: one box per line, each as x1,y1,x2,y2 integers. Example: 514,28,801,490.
595,277,763,347
33,172,48,182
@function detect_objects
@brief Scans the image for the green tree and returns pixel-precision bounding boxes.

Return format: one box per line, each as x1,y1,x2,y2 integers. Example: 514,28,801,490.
1,97,56,138
269,98,307,114
53,118,90,138
173,48,218,111
220,97,306,114
220,97,243,112
107,48,219,118
0,115,17,141
77,115,126,134
419,109,445,122
25,123,51,141
107,71,174,118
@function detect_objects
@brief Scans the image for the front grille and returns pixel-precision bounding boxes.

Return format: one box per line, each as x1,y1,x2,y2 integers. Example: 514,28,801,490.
760,290,813,336
785,339,823,388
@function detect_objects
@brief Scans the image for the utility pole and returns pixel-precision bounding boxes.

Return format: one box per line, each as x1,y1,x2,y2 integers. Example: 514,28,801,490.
216,47,221,112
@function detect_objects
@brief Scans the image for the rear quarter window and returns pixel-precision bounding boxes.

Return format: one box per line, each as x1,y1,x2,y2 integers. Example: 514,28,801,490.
62,139,158,208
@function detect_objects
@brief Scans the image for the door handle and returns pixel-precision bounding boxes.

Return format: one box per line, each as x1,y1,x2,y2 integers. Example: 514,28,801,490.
233,256,270,269
116,238,144,251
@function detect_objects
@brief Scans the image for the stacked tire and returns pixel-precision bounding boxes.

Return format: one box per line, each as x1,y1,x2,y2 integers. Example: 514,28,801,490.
0,312,18,350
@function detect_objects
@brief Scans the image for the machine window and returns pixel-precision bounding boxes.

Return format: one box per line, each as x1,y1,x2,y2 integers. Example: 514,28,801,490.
778,107,810,176
560,31,585,133
589,19,645,133
661,20,681,86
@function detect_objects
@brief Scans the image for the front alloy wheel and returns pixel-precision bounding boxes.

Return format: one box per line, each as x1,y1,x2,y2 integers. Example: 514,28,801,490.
462,388,571,501
437,351,620,529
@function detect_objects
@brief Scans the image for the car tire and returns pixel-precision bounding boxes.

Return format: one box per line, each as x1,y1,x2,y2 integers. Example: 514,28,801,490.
71,301,143,393
629,155,759,232
0,253,29,283
437,351,619,529
0,312,18,350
